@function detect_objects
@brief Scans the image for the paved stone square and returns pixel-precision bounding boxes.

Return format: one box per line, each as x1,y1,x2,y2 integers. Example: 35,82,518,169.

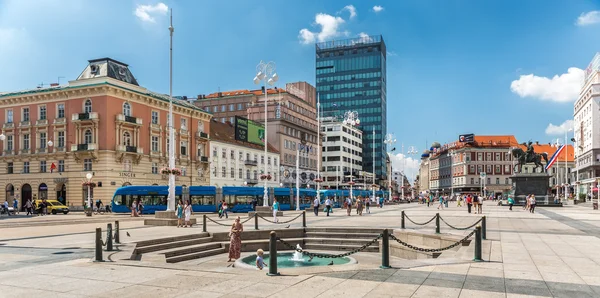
1,202,600,297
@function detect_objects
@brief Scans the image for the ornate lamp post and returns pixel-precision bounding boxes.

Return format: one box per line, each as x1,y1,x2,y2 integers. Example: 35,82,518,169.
254,60,279,207
384,133,396,202
343,111,360,201
551,138,562,200
84,172,94,216
166,9,176,211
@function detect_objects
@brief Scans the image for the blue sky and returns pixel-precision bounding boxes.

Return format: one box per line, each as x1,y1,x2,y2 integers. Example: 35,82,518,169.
1,0,600,179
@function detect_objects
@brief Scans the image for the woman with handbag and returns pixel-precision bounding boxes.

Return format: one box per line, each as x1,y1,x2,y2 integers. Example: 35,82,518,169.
227,216,244,262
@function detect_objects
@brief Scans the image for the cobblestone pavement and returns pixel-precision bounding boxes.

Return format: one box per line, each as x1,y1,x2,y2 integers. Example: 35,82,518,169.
1,202,599,297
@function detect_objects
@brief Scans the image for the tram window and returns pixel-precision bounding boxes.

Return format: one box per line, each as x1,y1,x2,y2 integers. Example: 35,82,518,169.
190,195,215,205
224,195,259,205
275,195,290,204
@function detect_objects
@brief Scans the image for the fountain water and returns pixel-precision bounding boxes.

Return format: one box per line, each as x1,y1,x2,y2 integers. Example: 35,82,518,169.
290,244,304,262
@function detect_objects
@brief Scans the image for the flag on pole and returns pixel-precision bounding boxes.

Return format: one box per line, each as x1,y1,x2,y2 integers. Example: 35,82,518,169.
545,144,565,171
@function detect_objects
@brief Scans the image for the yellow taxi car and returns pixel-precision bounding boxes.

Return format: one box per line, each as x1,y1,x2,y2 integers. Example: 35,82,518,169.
34,200,70,215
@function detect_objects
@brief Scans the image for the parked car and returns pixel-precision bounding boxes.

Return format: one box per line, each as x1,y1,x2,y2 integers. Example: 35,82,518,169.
34,200,69,214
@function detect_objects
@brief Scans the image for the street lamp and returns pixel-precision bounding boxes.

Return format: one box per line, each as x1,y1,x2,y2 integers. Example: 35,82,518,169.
551,138,562,200
571,137,579,199
479,172,487,197
166,9,176,212
448,150,456,200
564,128,573,202
384,133,396,202
343,111,360,201
406,146,418,200
85,172,93,210
254,60,278,207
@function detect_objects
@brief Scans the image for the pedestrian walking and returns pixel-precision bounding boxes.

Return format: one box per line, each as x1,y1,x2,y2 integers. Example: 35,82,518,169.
176,200,184,228
12,198,18,215
457,196,462,207
313,196,320,216
227,216,243,262
477,195,483,214
473,195,479,214
508,196,514,211
345,197,352,216
529,195,536,213
183,200,193,227
222,201,229,219
218,200,224,218
437,195,444,210
2,200,10,216
466,195,472,214
325,197,332,216
356,197,363,216
366,198,371,214
25,199,33,216
272,199,279,223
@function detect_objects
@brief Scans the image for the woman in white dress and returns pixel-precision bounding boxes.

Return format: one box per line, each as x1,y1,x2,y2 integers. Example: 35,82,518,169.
184,200,193,227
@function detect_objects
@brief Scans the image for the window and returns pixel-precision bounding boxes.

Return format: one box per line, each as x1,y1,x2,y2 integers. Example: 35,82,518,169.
261,155,265,164
470,178,474,184
496,178,500,184
57,104,65,118
221,105,226,112
6,135,13,151
274,158,277,166
123,132,131,146
23,162,30,173
239,168,243,179
152,162,158,174
213,147,217,157
123,102,131,116
23,134,30,150
40,161,47,173
40,132,46,149
39,106,47,120
267,157,271,165
477,152,482,161
253,170,258,180
230,149,235,159
246,169,250,179
180,141,187,156
181,118,187,129
151,111,158,124
6,110,13,123
7,162,13,174
182,167,187,176
23,108,30,122
222,148,226,158
237,103,243,110
487,178,491,185
151,136,159,152
58,131,65,148
84,130,93,144
239,151,243,160
230,167,235,178
229,104,234,111
84,159,92,171
213,167,217,176
222,166,226,178
58,160,64,172
84,99,92,113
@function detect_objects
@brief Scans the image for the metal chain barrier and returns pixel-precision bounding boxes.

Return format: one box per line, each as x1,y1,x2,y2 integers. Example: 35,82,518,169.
205,216,253,226
404,214,436,226
258,212,303,224
388,229,476,253
277,234,383,258
439,216,482,230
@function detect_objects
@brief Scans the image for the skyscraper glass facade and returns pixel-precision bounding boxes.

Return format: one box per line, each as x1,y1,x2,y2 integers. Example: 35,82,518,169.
316,35,387,180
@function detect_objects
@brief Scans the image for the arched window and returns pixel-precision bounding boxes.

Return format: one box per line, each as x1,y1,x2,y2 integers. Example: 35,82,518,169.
123,131,131,146
123,102,131,116
84,99,92,113
84,129,93,144
246,169,250,179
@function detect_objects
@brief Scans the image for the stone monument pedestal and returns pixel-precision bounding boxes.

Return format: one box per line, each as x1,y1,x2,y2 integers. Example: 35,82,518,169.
248,206,282,218
511,173,560,206
144,210,197,226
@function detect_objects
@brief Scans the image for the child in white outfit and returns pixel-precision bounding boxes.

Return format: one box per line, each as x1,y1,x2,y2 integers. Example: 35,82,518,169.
256,249,267,270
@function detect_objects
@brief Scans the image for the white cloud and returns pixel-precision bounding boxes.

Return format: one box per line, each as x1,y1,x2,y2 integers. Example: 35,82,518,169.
357,32,373,43
576,10,600,26
134,3,168,23
509,67,585,102
373,5,384,13
298,13,346,44
390,153,421,184
545,120,574,135
342,5,357,19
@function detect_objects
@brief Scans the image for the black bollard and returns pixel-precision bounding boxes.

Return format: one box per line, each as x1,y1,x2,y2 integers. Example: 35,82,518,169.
114,221,120,244
202,215,207,233
435,213,440,234
106,223,113,252
302,210,306,228
474,225,482,262
95,228,103,262
267,231,280,276
401,210,405,229
380,229,391,269
254,213,259,230
481,216,487,240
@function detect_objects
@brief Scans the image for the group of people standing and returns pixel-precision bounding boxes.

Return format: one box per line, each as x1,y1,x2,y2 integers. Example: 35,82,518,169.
343,196,377,216
176,199,194,227
130,199,144,217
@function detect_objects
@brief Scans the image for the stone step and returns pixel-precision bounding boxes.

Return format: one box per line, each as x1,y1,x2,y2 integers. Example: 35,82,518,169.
166,247,227,263
135,232,209,248
303,238,380,246
163,242,223,258
134,236,213,254
304,227,384,234
305,232,381,239
303,243,379,253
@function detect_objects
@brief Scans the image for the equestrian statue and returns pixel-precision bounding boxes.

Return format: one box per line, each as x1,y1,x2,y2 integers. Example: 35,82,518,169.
511,141,548,173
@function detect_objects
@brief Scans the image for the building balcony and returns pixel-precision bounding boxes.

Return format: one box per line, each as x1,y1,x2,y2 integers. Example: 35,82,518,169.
71,143,97,151
197,156,209,163
245,159,258,166
117,145,143,154
246,178,258,185
20,148,30,154
2,122,14,130
116,114,142,126
53,117,66,125
19,121,31,128
72,112,99,122
195,131,209,141
36,147,48,154
35,119,48,126
3,149,14,156
56,146,66,152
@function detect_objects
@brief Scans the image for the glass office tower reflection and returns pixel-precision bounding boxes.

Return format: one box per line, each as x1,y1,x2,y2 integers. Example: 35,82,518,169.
316,35,387,183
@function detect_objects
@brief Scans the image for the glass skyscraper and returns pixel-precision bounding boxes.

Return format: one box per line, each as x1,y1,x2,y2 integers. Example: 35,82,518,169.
316,35,387,181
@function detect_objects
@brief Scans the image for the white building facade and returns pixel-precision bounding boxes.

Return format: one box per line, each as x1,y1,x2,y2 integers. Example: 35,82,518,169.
321,117,364,189
574,52,600,196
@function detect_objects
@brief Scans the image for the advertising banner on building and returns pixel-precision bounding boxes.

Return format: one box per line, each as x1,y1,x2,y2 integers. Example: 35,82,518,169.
458,134,475,143
235,116,265,146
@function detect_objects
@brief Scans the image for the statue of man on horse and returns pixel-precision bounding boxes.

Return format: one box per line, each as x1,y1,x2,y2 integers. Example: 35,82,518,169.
511,141,548,173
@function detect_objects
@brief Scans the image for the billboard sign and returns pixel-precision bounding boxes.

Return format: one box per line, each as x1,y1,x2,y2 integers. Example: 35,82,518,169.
235,116,265,146
459,134,475,143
